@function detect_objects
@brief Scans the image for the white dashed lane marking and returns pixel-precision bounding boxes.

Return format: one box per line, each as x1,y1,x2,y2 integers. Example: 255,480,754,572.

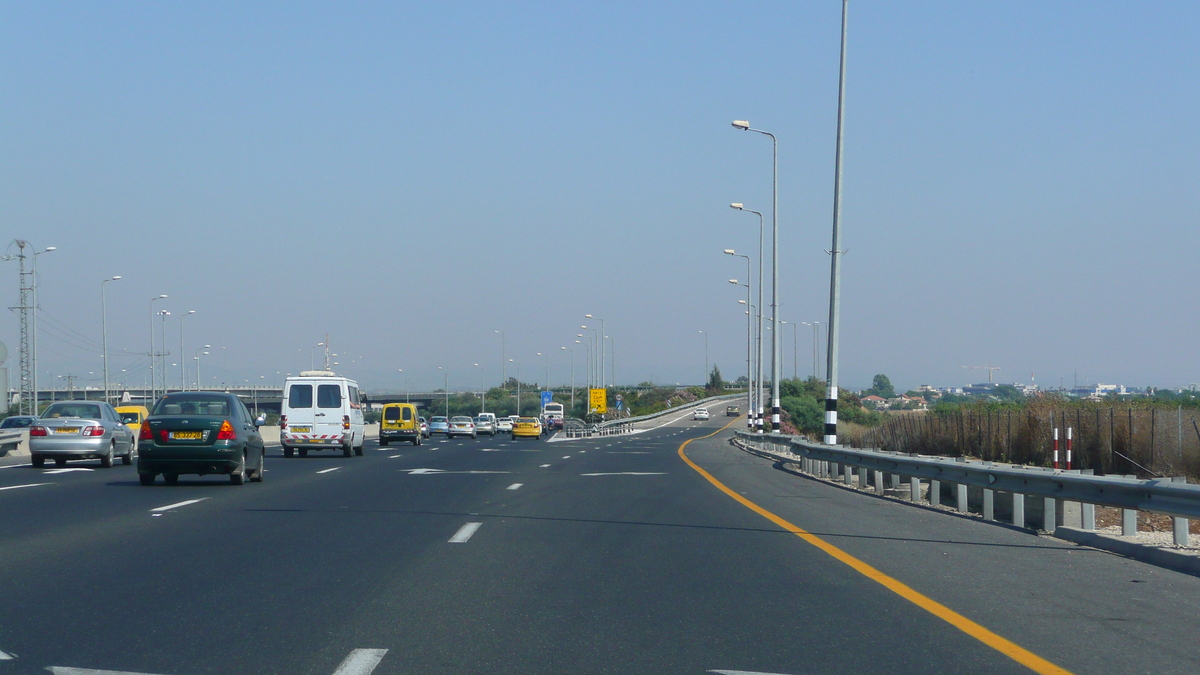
581,472,667,476
331,648,390,675
506,483,523,490
150,498,208,513
0,482,50,492
562,456,571,459
317,467,341,474
540,464,551,468
448,522,482,543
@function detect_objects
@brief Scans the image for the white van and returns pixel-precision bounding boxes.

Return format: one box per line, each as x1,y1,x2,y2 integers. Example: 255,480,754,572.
279,371,366,458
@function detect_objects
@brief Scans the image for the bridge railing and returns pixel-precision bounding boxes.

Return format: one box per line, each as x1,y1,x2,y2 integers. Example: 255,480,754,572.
560,392,747,438
734,429,1199,546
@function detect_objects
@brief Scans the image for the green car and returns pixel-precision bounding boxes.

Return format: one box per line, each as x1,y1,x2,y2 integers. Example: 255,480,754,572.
137,392,266,486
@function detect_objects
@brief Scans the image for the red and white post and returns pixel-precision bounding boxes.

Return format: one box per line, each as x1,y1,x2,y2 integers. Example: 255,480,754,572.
1053,427,1060,470
1066,427,1073,470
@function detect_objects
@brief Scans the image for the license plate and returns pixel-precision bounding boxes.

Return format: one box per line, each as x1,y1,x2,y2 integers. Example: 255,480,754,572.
291,426,311,433
170,431,203,440
55,427,80,434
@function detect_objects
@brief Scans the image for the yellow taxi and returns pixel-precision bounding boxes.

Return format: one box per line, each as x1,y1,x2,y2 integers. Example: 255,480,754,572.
511,416,543,440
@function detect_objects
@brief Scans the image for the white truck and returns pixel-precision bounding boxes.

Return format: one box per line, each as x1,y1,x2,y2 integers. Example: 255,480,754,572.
279,371,366,458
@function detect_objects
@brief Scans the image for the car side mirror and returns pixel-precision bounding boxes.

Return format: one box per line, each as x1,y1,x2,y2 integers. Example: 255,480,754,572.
255,415,266,427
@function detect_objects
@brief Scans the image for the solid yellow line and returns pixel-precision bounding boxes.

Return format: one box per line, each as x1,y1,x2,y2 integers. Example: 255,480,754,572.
677,426,1074,675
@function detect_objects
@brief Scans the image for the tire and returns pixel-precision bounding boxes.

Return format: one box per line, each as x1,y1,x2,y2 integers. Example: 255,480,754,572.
379,438,389,447
412,437,419,446
100,445,114,468
230,466,245,485
283,446,294,458
163,473,179,485
122,443,133,465
251,451,264,482
139,473,155,486
298,448,308,458
354,443,364,457
31,454,44,468
342,443,352,458
55,457,67,467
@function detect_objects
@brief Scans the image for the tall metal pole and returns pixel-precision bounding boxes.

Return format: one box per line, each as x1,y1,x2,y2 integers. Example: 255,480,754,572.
769,132,780,431
731,204,765,431
158,310,170,395
101,276,121,405
495,330,506,388
699,330,708,386
149,295,167,401
562,346,574,414
30,246,55,413
825,0,849,445
179,310,194,391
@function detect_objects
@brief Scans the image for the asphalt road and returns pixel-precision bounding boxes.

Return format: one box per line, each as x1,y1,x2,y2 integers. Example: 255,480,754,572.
2,407,1199,675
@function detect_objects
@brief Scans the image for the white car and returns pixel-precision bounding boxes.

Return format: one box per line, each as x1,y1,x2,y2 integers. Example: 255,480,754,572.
693,408,710,421
496,417,513,433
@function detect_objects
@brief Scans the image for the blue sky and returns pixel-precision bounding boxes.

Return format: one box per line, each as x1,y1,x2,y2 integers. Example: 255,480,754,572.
2,1,1197,393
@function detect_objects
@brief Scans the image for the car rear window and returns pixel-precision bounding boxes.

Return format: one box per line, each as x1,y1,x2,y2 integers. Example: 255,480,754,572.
154,396,230,416
402,407,412,421
42,403,102,419
288,385,313,409
118,412,141,424
384,407,401,421
317,384,342,408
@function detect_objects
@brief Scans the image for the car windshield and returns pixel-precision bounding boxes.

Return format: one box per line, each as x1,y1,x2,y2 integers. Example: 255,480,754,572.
153,395,230,416
117,412,141,424
431,417,447,423
41,403,102,420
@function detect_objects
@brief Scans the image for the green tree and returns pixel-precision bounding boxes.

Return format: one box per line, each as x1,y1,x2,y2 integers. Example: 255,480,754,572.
868,374,896,399
707,365,723,392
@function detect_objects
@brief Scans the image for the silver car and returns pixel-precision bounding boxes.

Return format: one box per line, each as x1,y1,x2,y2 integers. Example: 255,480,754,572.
473,416,496,436
29,400,136,468
428,416,450,436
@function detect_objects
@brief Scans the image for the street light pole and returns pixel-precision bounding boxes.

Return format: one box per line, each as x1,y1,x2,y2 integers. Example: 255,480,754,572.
179,310,195,391
149,295,167,401
474,364,485,412
731,203,765,432
732,120,780,431
158,311,171,394
195,346,210,391
438,367,448,417
509,359,520,416
398,369,409,403
561,346,575,414
585,315,605,389
698,330,708,387
101,276,121,404
494,330,506,388
825,0,850,444
726,249,752,425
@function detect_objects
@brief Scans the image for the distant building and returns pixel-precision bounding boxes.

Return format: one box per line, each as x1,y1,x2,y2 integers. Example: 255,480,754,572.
861,395,887,410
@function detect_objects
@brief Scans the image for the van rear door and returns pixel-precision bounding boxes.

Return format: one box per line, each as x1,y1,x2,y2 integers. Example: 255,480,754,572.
285,382,316,434
313,382,346,441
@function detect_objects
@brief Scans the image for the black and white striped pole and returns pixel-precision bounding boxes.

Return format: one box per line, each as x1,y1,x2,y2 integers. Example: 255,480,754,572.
825,0,849,445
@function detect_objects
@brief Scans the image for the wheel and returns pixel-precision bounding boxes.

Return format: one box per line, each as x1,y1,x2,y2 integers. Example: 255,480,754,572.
251,451,264,482
379,438,389,447
163,473,179,485
354,443,364,457
139,473,155,486
412,437,419,446
100,445,114,468
230,466,245,485
122,444,133,465
342,443,352,458
298,448,308,458
31,454,44,468
55,457,67,467
283,446,294,458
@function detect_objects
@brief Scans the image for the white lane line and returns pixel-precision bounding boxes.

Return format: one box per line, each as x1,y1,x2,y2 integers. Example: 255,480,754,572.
43,467,94,474
448,522,482,543
506,483,523,490
0,648,13,659
581,472,667,476
387,454,403,459
331,648,389,675
608,451,650,454
540,464,551,468
405,468,511,475
48,662,175,667
709,671,796,675
0,463,32,469
149,498,208,513
0,482,50,492
317,467,341,474
561,455,571,459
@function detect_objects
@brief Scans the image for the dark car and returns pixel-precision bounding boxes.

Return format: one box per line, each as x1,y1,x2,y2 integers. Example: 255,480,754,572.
0,415,37,429
137,392,266,486
725,405,740,417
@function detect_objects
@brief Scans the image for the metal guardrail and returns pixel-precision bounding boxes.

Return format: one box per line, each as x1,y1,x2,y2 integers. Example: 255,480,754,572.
0,429,25,456
596,392,746,429
735,430,1199,546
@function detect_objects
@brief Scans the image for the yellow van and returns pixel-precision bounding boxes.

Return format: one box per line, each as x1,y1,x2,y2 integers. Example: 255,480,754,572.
115,405,151,435
379,403,422,446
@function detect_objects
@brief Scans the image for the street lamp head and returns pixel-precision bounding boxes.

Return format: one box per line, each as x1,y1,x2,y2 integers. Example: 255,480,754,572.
203,344,211,348
730,203,743,210
585,314,593,319
732,120,750,130
723,249,735,255
728,279,738,284
110,276,122,281
157,294,167,299
739,300,747,305
187,310,195,315
44,246,57,252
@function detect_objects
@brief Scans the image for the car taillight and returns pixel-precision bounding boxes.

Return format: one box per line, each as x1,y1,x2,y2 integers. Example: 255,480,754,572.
139,421,153,440
83,426,105,437
30,426,48,437
279,415,287,431
343,415,350,430
217,420,236,441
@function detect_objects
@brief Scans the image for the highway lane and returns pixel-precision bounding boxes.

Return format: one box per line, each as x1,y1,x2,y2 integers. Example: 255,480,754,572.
1,411,1199,673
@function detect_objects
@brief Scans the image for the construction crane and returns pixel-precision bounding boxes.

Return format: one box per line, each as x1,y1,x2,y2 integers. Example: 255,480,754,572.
962,365,1001,384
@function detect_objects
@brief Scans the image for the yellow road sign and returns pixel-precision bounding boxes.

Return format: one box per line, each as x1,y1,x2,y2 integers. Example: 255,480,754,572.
589,388,607,414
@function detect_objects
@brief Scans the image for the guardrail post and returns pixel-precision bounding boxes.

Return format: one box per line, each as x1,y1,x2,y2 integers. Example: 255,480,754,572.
857,466,867,489
843,464,853,485
873,470,884,495
1013,493,1025,528
909,477,921,502
1043,498,1057,534
890,474,900,490
983,489,994,521
1122,509,1137,537
1172,477,1190,546
929,479,940,507
956,484,968,514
